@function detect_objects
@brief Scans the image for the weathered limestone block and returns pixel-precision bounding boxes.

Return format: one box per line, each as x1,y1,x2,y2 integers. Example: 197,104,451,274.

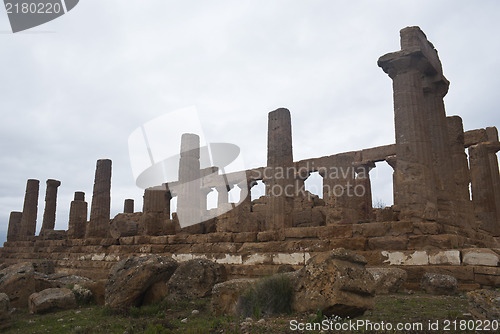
28,288,76,314
265,108,294,230
19,179,40,240
110,213,140,239
428,250,460,265
68,192,87,239
367,267,407,294
462,249,500,266
420,273,457,295
6,211,22,242
123,199,134,213
105,255,178,308
0,263,36,308
87,159,112,238
167,259,227,303
40,179,61,234
211,278,256,315
291,248,375,318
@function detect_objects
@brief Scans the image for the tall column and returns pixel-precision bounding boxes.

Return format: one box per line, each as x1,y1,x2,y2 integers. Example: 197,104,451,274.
40,179,61,233
469,142,500,236
123,199,134,213
86,159,112,238
6,211,22,242
447,116,474,228
486,127,500,225
216,185,230,206
176,133,201,228
164,184,172,218
378,26,439,222
200,187,212,214
354,162,375,222
19,179,39,240
68,192,87,239
265,108,294,230
385,155,398,211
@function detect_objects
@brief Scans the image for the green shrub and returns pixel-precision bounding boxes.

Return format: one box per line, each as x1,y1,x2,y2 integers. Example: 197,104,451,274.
236,274,293,318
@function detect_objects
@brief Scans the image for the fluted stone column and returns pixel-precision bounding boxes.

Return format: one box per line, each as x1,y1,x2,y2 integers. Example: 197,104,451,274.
486,127,500,225
19,179,39,240
354,161,375,222
378,26,439,222
176,133,201,228
7,211,22,242
123,199,134,213
68,192,87,239
86,159,112,238
469,142,500,236
40,179,61,234
265,108,294,230
447,116,474,228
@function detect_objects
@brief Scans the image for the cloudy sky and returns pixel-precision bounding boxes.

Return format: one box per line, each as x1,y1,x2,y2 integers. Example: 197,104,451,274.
1,0,499,243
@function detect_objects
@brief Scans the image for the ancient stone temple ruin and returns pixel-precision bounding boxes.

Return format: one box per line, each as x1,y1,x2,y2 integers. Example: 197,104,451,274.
1,27,499,290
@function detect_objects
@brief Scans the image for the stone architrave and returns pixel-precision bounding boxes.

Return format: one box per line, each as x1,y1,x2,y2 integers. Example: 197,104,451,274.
6,212,22,242
378,26,440,222
469,142,500,236
86,159,112,238
40,179,61,234
447,116,474,228
19,179,39,240
68,192,87,239
176,134,201,228
123,199,134,214
265,108,294,230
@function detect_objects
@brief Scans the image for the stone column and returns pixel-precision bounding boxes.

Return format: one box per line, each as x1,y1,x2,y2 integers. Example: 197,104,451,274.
469,142,500,236
176,133,201,228
86,159,112,238
295,170,309,196
354,161,375,222
68,192,87,239
140,188,169,236
265,108,294,230
238,179,256,208
164,184,172,218
19,179,39,240
378,26,439,222
7,211,22,242
216,185,230,206
486,127,500,225
200,187,212,214
447,116,474,228
123,199,134,213
40,179,61,234
385,155,398,211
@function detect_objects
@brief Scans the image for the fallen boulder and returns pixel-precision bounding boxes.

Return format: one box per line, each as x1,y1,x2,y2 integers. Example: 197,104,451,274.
28,288,76,314
0,262,36,308
105,255,178,308
421,273,457,295
466,289,500,320
167,258,226,303
211,278,255,315
291,248,375,318
0,293,11,330
367,267,407,294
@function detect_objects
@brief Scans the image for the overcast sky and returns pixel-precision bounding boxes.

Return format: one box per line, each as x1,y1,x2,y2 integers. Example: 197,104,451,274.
1,0,499,244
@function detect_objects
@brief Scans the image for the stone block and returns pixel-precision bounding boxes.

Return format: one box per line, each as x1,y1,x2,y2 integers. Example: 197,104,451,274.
368,236,408,250
462,249,500,266
232,232,257,243
149,236,169,244
119,237,135,245
381,251,429,266
257,230,284,242
318,225,353,239
407,234,460,250
353,222,390,238
390,221,413,236
428,250,461,265
412,222,442,235
329,237,367,250
242,253,272,265
284,227,318,239
206,232,233,243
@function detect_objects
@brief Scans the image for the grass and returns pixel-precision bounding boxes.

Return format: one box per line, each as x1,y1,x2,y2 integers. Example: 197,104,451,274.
2,291,476,333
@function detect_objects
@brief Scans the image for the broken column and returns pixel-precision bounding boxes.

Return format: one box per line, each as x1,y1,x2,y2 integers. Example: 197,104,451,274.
139,188,169,235
469,142,500,236
378,26,439,222
86,159,112,238
265,108,294,230
19,179,40,240
68,192,88,239
40,179,61,234
123,199,134,213
176,133,201,228
447,116,474,228
6,211,22,242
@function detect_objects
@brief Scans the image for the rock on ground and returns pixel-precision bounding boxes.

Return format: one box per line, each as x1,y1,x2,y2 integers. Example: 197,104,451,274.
291,248,375,318
466,289,500,320
105,255,178,308
211,278,256,315
0,293,11,330
0,263,36,308
167,259,227,303
28,288,76,314
367,267,407,294
420,273,457,295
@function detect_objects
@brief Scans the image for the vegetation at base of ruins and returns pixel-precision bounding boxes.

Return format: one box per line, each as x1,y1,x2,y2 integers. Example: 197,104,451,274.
2,292,475,333
236,274,293,318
